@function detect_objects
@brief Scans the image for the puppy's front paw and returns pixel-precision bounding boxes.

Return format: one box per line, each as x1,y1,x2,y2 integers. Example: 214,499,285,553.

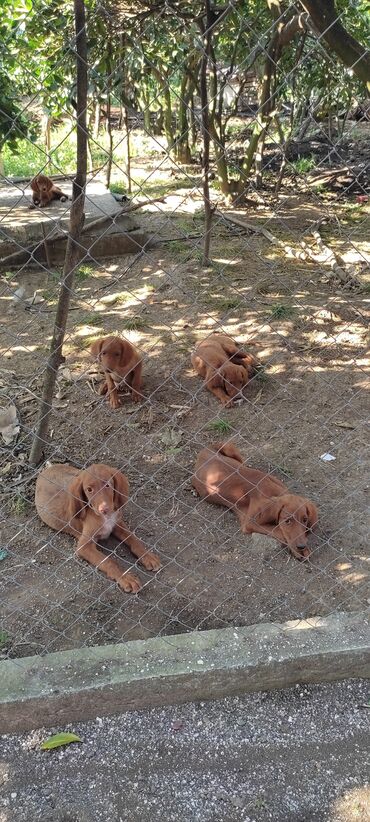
140,551,161,571
118,571,142,593
109,394,122,409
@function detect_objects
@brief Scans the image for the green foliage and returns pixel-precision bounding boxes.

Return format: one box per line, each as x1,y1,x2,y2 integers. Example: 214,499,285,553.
0,629,10,649
122,316,147,331
291,156,316,174
10,494,29,515
268,304,295,320
41,732,82,750
207,419,232,434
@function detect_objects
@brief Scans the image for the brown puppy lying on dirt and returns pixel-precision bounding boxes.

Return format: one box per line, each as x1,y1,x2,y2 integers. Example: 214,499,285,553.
35,462,161,592
192,442,318,560
91,335,143,409
191,333,257,407
30,174,68,208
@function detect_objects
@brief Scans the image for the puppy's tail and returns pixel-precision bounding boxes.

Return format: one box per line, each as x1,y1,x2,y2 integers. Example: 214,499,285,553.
212,441,243,463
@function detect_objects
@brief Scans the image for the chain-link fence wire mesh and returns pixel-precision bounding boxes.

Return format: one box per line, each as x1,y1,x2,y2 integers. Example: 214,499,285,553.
0,0,369,664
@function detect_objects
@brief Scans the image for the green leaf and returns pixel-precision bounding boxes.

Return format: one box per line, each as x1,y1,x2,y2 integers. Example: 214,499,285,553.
41,732,82,750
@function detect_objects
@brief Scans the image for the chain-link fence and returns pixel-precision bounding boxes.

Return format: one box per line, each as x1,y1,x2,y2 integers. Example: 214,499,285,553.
0,0,369,667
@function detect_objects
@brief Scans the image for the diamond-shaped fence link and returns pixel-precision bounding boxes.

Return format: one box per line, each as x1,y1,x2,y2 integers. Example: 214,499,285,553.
0,0,369,668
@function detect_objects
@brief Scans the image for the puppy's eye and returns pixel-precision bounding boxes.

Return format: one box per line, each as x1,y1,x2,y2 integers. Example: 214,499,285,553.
285,517,293,525
86,485,93,494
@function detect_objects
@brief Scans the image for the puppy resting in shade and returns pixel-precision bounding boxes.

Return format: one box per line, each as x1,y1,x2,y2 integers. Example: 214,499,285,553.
192,442,318,560
191,333,257,407
35,462,161,592
91,335,143,409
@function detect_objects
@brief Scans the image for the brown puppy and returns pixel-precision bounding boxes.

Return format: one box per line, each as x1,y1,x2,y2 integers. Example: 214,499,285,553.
191,333,257,407
91,336,143,409
31,174,68,208
35,463,161,592
192,442,318,560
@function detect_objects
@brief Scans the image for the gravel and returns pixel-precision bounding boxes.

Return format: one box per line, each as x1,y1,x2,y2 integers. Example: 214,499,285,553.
1,679,369,822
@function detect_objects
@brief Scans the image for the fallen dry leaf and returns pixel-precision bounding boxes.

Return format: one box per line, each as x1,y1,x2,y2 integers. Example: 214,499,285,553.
333,420,355,430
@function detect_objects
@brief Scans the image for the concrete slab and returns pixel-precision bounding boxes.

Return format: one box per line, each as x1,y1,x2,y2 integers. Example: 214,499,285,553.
1,611,369,732
0,180,122,242
0,180,151,262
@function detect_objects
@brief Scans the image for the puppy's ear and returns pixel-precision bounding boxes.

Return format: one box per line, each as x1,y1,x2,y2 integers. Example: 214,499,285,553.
258,498,284,525
207,368,223,389
305,501,318,530
237,364,248,383
68,474,87,521
90,338,104,358
113,470,128,510
117,339,128,368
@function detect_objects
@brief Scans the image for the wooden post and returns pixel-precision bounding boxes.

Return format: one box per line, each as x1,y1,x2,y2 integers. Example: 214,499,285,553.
29,0,88,465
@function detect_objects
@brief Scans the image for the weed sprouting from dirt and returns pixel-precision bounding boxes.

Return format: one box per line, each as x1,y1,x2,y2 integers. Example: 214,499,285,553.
122,316,147,331
207,419,232,434
76,264,95,282
10,495,30,516
0,630,10,649
80,313,103,326
268,303,295,320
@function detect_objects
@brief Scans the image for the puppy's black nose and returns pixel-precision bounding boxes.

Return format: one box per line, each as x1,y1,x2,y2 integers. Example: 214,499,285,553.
297,543,306,550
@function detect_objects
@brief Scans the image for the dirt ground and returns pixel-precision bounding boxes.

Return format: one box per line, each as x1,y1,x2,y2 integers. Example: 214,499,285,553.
0,180,369,659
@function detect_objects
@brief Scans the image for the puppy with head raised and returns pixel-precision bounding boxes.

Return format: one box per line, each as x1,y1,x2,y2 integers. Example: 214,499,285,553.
91,335,143,409
191,333,257,407
35,462,161,592
192,442,318,560
30,174,68,208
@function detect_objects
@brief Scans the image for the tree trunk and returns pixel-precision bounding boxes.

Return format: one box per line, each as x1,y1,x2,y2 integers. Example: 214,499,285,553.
141,88,151,133
105,40,113,189
300,0,370,87
124,106,132,194
86,138,93,172
175,72,192,164
93,100,100,139
29,0,88,465
199,1,213,266
162,83,173,151
106,90,113,188
190,95,197,149
43,114,52,171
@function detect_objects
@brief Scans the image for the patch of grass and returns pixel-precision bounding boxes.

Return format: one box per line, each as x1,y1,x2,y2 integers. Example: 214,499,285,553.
0,630,10,649
207,296,241,312
207,419,232,434
291,155,316,174
166,240,189,259
10,495,30,516
361,282,370,293
80,313,103,327
110,182,128,195
122,316,147,331
254,365,269,382
42,289,57,302
76,264,95,282
268,303,295,320
312,183,325,195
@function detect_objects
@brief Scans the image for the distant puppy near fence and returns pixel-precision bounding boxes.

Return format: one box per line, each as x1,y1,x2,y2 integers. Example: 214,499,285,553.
191,333,257,406
192,442,318,560
91,335,144,409
35,462,161,592
30,174,68,208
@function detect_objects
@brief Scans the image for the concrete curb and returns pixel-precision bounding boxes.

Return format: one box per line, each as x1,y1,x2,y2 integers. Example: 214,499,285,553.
1,611,369,732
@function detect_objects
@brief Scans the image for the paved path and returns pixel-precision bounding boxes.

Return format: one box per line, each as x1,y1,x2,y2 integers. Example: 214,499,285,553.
1,679,369,821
